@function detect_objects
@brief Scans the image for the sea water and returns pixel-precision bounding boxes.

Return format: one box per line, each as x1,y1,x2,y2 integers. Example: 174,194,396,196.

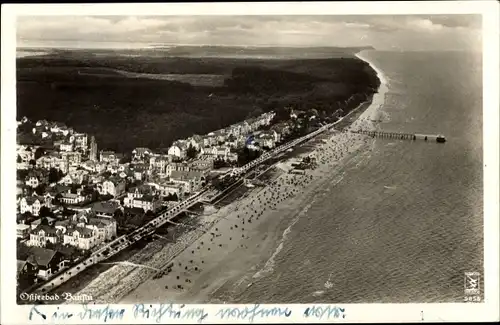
232,50,483,303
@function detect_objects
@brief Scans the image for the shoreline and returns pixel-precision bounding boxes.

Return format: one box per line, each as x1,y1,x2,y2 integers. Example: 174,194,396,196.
118,129,371,304
352,51,390,129
57,53,388,304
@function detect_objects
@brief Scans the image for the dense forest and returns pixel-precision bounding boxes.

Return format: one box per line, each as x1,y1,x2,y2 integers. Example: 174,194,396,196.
16,50,379,152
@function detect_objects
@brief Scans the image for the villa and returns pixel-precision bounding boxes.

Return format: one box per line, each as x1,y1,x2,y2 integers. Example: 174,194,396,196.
132,147,153,161
168,141,189,159
100,150,119,164
63,226,98,251
59,192,86,205
90,201,121,219
29,224,61,248
19,196,46,216
170,170,205,193
23,246,65,280
73,133,88,151
99,177,126,197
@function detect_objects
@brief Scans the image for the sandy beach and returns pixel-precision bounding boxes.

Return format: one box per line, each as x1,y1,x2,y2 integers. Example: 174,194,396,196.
66,53,389,304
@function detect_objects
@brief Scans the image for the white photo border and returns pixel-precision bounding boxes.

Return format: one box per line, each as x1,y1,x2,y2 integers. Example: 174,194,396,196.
2,1,498,324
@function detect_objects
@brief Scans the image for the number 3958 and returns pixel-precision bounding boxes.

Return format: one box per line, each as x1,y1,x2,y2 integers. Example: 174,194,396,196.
464,296,481,302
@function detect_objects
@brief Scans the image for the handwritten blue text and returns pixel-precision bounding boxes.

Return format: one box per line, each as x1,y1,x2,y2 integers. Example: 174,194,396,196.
303,305,346,319
133,304,208,323
215,304,292,323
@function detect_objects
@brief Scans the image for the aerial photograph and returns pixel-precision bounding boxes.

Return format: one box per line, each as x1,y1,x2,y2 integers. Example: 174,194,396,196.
14,14,484,305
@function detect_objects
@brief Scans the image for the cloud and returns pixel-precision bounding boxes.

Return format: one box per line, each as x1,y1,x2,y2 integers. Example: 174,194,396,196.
16,15,482,51
407,18,445,31
424,15,482,29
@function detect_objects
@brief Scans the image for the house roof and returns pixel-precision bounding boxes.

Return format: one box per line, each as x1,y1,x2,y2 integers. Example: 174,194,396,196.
61,192,80,199
50,122,66,128
49,184,71,195
190,164,211,171
170,170,203,181
66,226,94,238
130,185,153,195
23,196,43,205
172,141,188,150
105,176,124,186
124,207,145,216
100,151,116,158
271,123,289,133
133,147,153,155
213,129,226,136
56,245,78,259
32,216,56,224
82,160,96,168
247,117,258,124
32,224,59,235
190,134,203,141
136,195,156,202
153,155,169,162
26,247,58,267
87,218,112,228
160,182,184,189
91,201,119,215
26,170,45,179
17,224,31,230
131,163,148,171
17,260,27,274
54,219,70,228
17,244,32,261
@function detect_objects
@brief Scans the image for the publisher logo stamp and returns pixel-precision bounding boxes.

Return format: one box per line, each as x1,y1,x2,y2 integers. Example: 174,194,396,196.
464,271,480,296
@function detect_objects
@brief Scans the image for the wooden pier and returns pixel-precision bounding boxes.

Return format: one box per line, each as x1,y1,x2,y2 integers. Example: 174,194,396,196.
350,130,446,143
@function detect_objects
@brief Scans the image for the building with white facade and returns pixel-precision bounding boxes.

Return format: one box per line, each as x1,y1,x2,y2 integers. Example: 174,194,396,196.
29,225,60,248
99,177,126,197
17,224,31,239
73,133,88,151
149,155,170,174
170,170,204,194
19,196,45,216
100,150,119,164
168,141,188,159
60,192,86,205
124,185,161,212
59,142,74,152
17,145,36,169
132,147,153,161
63,227,98,250
25,176,40,188
61,151,82,166
36,153,69,173
125,195,161,212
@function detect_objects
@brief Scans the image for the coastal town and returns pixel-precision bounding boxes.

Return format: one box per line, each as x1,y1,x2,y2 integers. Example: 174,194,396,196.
15,106,333,294
3,9,492,324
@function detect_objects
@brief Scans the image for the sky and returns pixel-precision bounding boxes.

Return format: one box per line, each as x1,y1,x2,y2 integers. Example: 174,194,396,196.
16,15,482,51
